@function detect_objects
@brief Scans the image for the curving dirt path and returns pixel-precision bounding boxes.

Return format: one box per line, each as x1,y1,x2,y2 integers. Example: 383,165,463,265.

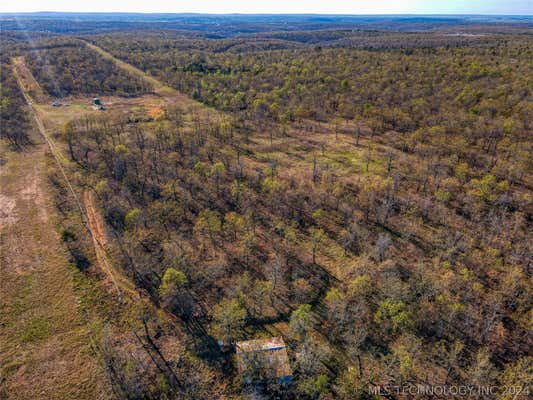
83,191,139,299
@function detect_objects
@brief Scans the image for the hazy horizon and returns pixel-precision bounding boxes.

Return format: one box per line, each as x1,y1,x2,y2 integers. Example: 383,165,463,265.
2,11,533,16
1,0,532,15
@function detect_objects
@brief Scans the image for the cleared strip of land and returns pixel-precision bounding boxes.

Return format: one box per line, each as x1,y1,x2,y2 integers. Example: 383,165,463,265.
12,56,47,103
84,41,178,97
3,41,233,400
0,89,110,400
84,40,220,120
12,57,137,300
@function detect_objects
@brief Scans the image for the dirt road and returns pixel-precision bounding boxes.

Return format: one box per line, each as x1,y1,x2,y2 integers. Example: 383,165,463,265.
83,191,138,299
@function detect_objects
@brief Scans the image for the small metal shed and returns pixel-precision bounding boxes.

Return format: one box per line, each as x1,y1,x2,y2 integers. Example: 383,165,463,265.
235,336,292,384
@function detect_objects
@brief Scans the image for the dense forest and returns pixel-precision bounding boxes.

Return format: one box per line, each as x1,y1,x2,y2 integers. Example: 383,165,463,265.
1,17,532,400
89,33,532,126
59,32,532,398
24,40,153,98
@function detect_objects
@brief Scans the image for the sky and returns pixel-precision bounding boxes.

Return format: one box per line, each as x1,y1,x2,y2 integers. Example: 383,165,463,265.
1,0,531,15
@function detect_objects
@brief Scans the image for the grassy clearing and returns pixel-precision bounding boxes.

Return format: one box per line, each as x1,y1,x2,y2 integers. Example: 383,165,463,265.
35,94,170,134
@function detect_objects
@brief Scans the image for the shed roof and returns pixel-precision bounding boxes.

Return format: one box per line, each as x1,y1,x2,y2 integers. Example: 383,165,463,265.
236,336,292,383
236,336,287,353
